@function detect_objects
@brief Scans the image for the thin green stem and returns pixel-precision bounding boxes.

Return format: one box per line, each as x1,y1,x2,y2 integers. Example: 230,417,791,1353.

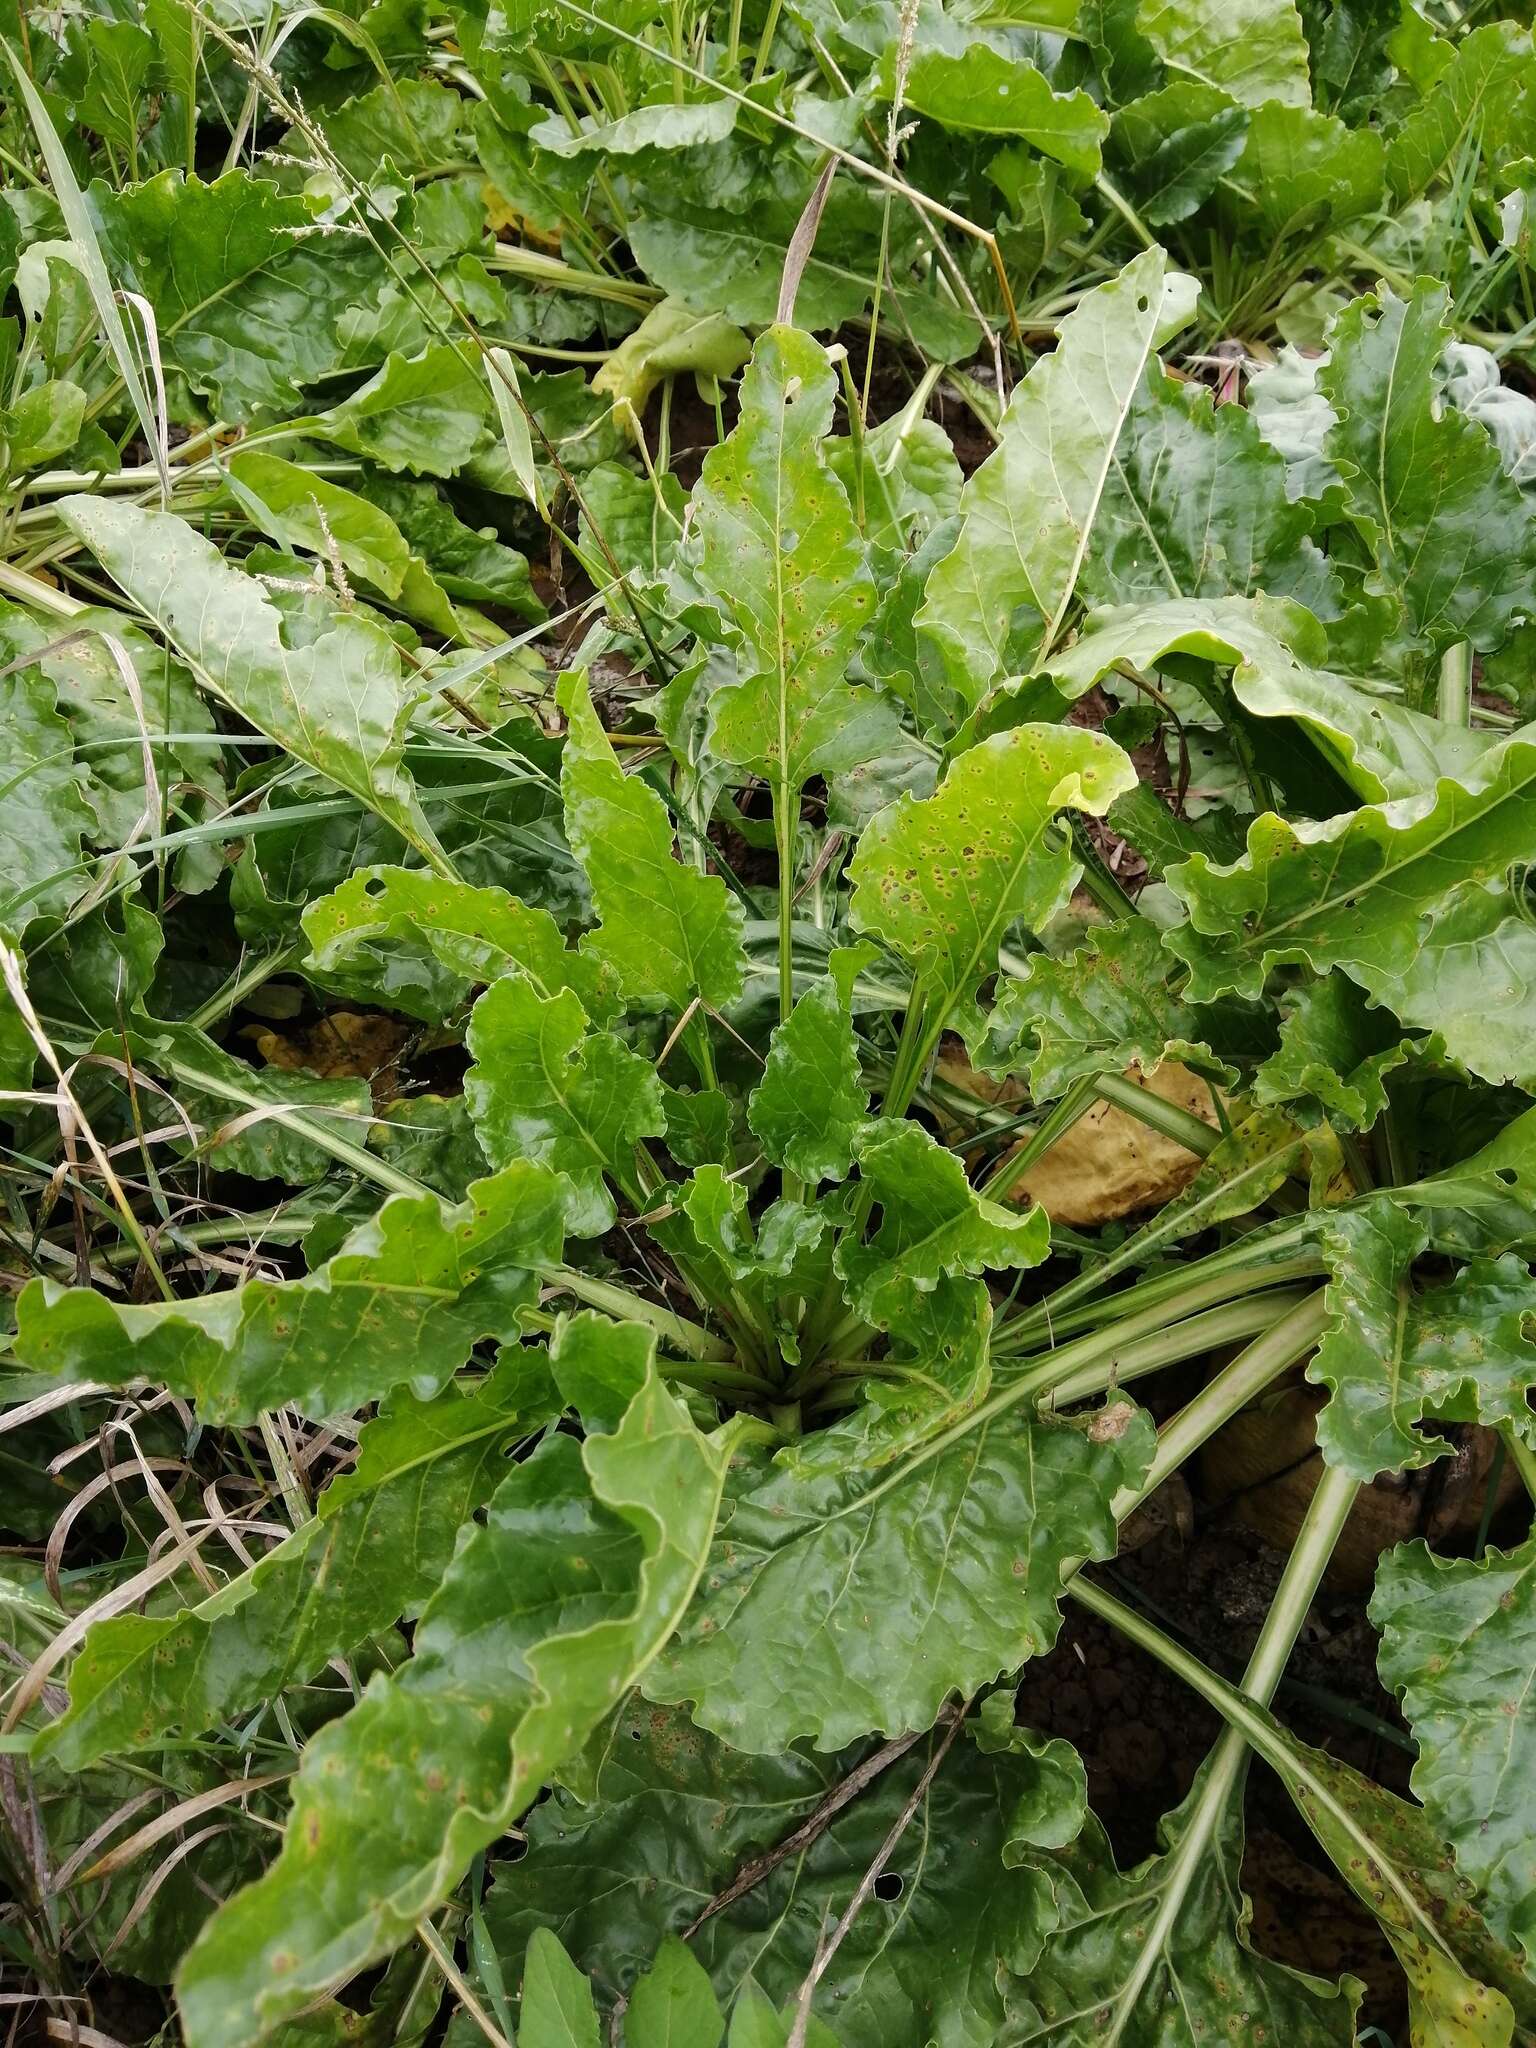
1437,640,1473,727
1094,1071,1221,1157
1498,1420,1536,1504
1018,1138,1313,1331
994,1219,1318,1355
1011,1288,1315,1409
750,0,785,79
1107,1291,1330,1522
1093,171,1157,251
977,1075,1099,1202
1065,1455,1358,2029
185,944,305,1034
1075,1457,1360,1712
543,1270,733,1363
774,785,797,1028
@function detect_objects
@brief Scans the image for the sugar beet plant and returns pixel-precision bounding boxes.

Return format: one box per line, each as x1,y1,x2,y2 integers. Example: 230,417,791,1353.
4,0,1536,2041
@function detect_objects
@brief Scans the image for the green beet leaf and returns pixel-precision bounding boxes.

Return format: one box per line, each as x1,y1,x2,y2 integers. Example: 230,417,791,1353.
312,342,493,478
173,1319,735,2048
0,607,229,895
1374,1535,1536,1974
0,652,97,932
1311,1196,1536,1480
1227,102,1385,241
559,671,745,1016
14,1163,566,1424
1135,0,1312,107
883,45,1109,178
521,1928,604,2048
693,326,892,796
485,1697,1074,2048
1267,1722,1536,2044
917,247,1198,695
747,959,869,1184
1107,82,1250,227
1077,371,1339,617
56,498,451,873
302,865,614,1026
648,1398,1153,1752
848,723,1136,1044
33,1352,557,1768
979,917,1242,1097
625,1938,725,2048
1320,282,1536,662
1387,22,1536,201
225,450,473,642
464,973,666,1235
835,1117,1048,1329
1041,593,1490,802
1163,729,1536,1086
84,170,328,421
1002,1772,1360,2042
593,297,750,420
1253,972,1429,1130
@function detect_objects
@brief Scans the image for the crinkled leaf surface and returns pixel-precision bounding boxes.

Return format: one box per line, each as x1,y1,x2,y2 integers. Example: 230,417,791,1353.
485,1699,1073,2048
692,326,890,794
835,1117,1048,1329
1254,972,1427,1129
1002,1772,1360,2043
1311,1196,1536,1479
747,970,868,1184
849,723,1136,1040
85,170,325,419
648,1399,1153,1752
1163,730,1536,1085
174,1320,733,2048
57,498,448,868
14,1164,565,1425
917,247,1198,696
1373,1535,1536,1974
1135,0,1312,106
34,1352,557,1768
559,671,745,1014
465,974,665,1234
302,865,612,1025
980,917,1242,1096
1079,371,1338,616
1319,282,1536,659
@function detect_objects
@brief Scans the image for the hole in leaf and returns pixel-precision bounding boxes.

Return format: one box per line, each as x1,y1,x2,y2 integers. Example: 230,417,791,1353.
873,1871,903,1902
